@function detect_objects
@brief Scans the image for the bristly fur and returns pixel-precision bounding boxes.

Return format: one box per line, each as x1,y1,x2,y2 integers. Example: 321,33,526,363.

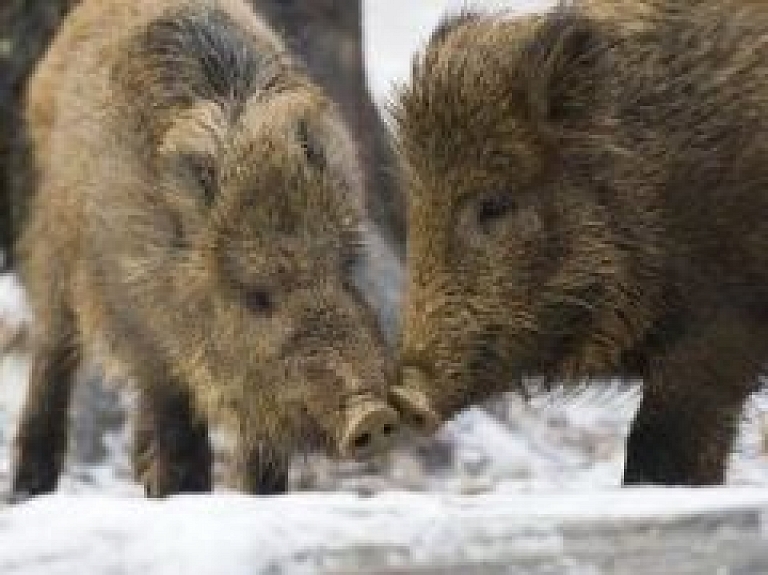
428,9,484,46
395,0,768,486
113,5,306,144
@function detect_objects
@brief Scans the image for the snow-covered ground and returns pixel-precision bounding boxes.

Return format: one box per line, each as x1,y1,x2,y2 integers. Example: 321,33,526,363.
4,488,768,574
3,1,768,573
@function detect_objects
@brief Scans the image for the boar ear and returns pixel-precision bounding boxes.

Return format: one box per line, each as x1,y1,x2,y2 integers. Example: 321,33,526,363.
429,9,483,45
159,102,224,206
296,119,326,170
520,9,607,124
159,101,224,157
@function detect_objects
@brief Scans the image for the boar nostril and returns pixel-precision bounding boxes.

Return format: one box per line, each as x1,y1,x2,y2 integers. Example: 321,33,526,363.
353,432,372,450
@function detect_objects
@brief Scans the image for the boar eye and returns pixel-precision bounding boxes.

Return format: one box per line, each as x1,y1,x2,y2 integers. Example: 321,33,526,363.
243,286,274,315
297,119,326,169
180,153,218,207
476,193,516,228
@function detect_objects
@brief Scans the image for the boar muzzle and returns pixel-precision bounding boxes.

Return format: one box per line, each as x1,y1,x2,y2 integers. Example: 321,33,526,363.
389,366,441,434
338,396,400,458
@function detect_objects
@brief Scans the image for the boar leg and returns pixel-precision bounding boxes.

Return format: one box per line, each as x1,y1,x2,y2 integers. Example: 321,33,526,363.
11,322,79,499
623,390,745,485
133,382,212,497
235,441,289,495
623,319,760,485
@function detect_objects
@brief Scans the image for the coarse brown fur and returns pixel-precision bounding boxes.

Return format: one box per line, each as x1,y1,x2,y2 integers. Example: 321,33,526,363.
254,0,405,254
1,0,405,269
12,0,398,499
394,0,768,485
0,0,79,268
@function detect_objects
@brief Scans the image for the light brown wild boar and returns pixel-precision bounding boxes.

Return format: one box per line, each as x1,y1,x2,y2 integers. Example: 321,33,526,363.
11,0,404,499
393,1,768,485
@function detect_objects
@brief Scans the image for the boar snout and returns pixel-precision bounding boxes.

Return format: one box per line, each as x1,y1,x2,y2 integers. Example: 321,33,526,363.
339,398,400,458
389,367,441,434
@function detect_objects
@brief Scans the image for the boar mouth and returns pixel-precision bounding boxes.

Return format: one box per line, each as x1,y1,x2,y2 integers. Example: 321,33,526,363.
534,283,605,368
461,287,606,389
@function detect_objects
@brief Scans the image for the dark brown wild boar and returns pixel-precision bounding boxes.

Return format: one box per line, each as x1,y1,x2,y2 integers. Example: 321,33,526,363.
11,0,402,499
392,1,768,485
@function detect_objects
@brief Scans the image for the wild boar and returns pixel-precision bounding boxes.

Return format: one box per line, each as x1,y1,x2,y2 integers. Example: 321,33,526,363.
392,1,768,485
11,0,400,499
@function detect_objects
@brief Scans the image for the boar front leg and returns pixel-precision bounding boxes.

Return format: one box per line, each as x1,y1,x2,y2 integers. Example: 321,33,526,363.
133,381,212,497
623,389,744,485
11,315,79,500
235,441,290,495
623,317,762,485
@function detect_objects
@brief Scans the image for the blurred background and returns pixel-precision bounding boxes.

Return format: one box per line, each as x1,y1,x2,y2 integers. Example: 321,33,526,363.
1,0,768,500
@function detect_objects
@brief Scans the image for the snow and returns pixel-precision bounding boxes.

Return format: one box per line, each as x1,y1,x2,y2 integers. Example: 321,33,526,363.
3,488,768,575
0,273,27,329
2,0,768,573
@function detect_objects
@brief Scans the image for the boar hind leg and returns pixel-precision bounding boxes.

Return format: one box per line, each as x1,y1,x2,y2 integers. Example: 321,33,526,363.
623,318,762,486
235,442,289,495
133,383,212,498
11,319,79,500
